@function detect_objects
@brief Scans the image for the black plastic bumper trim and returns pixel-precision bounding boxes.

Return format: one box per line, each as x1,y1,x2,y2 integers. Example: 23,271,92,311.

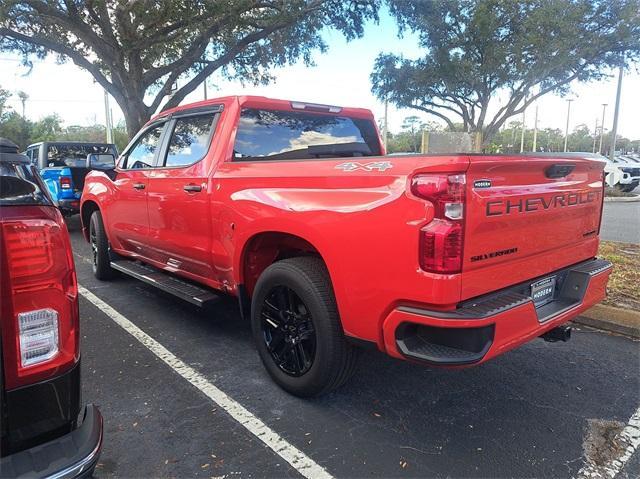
398,258,612,321
56,199,80,212
4,361,81,454
396,323,494,365
0,404,103,479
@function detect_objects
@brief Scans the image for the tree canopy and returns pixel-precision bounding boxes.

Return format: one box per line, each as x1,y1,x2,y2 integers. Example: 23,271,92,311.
371,0,640,147
1,0,379,136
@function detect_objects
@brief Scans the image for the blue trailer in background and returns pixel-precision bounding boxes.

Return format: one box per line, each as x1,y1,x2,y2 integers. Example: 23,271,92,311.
24,142,117,216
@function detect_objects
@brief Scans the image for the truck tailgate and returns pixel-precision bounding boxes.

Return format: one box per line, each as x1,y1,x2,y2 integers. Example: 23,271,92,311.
462,155,605,300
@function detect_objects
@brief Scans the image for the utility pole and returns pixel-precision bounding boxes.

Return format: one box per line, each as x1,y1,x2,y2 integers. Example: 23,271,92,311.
203,78,208,100
103,89,113,143
519,108,526,153
592,118,598,154
609,63,623,161
563,99,573,152
383,98,389,151
532,104,539,153
599,103,607,154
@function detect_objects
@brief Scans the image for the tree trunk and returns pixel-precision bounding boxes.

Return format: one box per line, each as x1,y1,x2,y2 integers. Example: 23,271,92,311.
120,99,151,140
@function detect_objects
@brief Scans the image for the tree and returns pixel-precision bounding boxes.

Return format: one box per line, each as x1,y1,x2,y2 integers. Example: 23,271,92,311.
1,0,379,137
371,0,640,147
30,113,62,142
16,90,28,118
0,111,32,148
0,85,10,117
401,115,422,152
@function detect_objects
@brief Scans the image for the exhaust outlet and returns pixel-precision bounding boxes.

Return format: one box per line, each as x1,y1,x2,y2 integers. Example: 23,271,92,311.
541,325,572,343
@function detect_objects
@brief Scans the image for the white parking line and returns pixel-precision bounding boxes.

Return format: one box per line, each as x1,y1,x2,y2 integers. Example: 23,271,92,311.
78,285,333,479
576,407,640,479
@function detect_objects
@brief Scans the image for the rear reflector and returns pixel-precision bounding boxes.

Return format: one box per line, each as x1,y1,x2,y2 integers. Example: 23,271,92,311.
420,220,463,274
19,309,59,367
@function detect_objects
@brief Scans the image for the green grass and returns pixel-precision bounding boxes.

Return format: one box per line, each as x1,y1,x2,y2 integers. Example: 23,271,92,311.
598,241,640,310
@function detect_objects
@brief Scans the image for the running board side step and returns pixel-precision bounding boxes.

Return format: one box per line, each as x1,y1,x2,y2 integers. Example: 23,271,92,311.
110,259,219,307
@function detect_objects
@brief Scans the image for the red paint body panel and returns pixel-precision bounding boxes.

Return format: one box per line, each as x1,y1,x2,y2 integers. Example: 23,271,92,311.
81,95,611,365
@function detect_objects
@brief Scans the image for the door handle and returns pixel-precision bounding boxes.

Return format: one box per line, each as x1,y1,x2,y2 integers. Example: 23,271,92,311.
133,182,145,190
183,184,202,193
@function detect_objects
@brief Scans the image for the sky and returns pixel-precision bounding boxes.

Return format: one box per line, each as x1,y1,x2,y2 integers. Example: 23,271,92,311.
1,10,639,140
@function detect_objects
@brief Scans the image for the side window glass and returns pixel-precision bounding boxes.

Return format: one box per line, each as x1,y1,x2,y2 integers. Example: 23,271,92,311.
123,124,164,169
163,114,215,168
32,147,38,166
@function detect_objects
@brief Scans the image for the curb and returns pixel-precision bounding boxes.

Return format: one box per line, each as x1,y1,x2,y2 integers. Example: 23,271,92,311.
604,195,640,202
573,304,640,338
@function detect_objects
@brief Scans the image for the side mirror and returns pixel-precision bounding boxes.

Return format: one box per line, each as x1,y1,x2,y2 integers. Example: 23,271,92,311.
86,153,116,170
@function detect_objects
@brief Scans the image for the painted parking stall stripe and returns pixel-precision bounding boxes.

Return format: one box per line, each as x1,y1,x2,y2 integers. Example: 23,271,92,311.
78,285,333,479
576,407,640,479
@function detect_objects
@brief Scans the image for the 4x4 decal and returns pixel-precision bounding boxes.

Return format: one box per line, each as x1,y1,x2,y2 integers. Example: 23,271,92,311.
335,161,393,172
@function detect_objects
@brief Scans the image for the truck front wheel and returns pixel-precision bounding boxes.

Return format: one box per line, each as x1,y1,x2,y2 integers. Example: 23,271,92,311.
251,257,359,397
89,210,116,280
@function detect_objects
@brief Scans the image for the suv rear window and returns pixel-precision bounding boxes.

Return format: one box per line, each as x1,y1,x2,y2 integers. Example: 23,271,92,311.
47,144,116,167
233,108,381,161
0,162,52,206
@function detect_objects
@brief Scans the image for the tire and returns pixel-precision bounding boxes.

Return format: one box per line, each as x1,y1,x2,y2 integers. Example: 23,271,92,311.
251,257,359,397
615,183,636,193
89,210,116,280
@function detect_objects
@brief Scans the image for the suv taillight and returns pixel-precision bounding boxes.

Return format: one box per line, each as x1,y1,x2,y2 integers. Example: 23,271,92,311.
411,174,466,274
60,176,72,189
1,209,79,389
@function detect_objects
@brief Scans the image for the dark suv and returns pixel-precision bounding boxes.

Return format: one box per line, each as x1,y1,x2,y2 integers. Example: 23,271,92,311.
0,139,103,477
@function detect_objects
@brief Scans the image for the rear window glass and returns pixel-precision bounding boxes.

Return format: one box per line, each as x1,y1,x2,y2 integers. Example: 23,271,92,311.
0,162,51,206
233,108,381,161
163,114,216,167
47,144,116,167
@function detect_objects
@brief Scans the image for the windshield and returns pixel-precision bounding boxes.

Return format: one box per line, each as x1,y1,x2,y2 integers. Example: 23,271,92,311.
233,108,381,161
47,144,116,167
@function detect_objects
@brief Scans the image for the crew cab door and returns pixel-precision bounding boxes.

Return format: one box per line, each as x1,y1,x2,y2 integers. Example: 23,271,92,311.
145,108,220,279
108,121,167,256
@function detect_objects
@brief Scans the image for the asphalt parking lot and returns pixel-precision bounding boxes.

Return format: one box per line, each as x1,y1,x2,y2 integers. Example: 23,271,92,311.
601,200,640,243
65,217,640,478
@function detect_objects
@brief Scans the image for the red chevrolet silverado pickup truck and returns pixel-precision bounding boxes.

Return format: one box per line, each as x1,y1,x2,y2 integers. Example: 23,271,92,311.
81,96,612,397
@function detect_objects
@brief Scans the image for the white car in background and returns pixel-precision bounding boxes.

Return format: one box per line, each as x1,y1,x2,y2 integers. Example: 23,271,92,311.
604,155,640,192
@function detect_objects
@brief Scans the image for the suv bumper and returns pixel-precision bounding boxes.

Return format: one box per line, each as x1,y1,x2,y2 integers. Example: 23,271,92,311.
382,258,612,365
57,199,81,214
0,405,103,479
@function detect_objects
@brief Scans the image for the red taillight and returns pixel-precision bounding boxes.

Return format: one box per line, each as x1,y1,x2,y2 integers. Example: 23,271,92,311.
412,174,466,274
60,176,72,189
4,221,55,277
0,208,79,389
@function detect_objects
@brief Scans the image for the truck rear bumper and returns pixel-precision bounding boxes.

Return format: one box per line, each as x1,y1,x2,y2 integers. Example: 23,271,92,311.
57,198,81,215
382,258,612,366
0,405,103,479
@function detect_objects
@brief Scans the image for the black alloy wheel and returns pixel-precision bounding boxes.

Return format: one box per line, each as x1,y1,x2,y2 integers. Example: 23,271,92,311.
260,285,316,377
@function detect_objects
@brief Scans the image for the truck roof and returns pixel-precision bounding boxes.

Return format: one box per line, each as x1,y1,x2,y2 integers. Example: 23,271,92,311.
26,141,116,148
152,95,376,124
